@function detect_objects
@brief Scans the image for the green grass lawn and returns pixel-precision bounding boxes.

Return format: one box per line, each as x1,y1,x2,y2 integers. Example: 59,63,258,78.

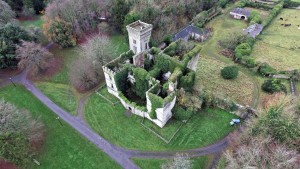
251,9,300,71
19,15,44,28
36,82,79,115
85,87,238,151
133,155,214,169
0,85,120,169
194,57,255,106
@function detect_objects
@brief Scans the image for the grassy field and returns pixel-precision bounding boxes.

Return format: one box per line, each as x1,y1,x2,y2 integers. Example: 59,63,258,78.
251,9,300,71
195,57,255,106
0,85,120,169
202,5,247,63
85,87,238,151
36,82,79,115
133,155,214,169
195,5,257,106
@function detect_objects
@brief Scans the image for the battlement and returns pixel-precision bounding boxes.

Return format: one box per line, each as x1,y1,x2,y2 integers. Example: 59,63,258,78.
126,20,153,34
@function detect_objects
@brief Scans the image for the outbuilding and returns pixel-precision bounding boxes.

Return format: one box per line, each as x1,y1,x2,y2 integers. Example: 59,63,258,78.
230,8,251,21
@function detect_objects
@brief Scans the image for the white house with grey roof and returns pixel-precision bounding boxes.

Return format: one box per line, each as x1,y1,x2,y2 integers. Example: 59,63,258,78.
173,25,210,42
230,8,251,21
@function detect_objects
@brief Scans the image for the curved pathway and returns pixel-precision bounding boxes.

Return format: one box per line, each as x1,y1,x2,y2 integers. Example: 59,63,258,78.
0,71,231,168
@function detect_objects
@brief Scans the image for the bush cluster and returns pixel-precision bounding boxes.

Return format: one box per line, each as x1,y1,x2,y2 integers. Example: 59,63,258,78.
258,63,277,76
261,79,287,94
221,66,239,79
249,11,262,24
173,107,193,121
179,71,196,90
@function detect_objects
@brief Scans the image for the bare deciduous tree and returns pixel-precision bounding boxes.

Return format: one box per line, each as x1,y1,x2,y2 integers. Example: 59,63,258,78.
0,99,45,166
161,153,192,169
16,41,53,76
79,35,114,67
225,137,300,169
44,0,108,37
70,57,103,91
0,0,16,25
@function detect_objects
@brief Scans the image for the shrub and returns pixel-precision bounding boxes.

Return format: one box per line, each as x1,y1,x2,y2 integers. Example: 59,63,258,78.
163,34,173,46
258,63,277,76
179,71,196,90
148,67,161,78
234,43,251,59
173,107,193,121
221,66,239,79
149,47,160,55
163,42,177,56
219,33,248,51
70,58,101,91
261,79,287,94
219,0,230,8
241,57,256,68
249,11,262,24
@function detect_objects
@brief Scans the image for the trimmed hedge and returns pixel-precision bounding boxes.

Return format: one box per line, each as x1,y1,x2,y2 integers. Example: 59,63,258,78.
262,2,284,27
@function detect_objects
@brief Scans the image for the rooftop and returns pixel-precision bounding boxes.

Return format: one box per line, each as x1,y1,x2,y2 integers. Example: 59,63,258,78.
173,25,209,41
243,24,264,38
231,8,251,17
126,20,152,31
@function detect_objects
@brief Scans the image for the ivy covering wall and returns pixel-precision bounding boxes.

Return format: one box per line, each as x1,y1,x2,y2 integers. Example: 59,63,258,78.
132,67,150,99
114,67,129,93
148,93,164,119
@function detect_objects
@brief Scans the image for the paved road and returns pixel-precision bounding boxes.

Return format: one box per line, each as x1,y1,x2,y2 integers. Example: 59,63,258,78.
0,70,230,168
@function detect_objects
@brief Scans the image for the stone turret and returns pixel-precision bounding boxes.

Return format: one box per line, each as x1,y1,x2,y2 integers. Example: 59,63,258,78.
126,20,153,54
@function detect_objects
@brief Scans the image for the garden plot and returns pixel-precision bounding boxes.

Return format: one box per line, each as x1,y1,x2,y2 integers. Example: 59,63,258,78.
194,57,255,106
251,9,300,71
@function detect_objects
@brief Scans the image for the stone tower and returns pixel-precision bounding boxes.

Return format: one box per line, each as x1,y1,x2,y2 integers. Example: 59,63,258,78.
126,20,153,54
